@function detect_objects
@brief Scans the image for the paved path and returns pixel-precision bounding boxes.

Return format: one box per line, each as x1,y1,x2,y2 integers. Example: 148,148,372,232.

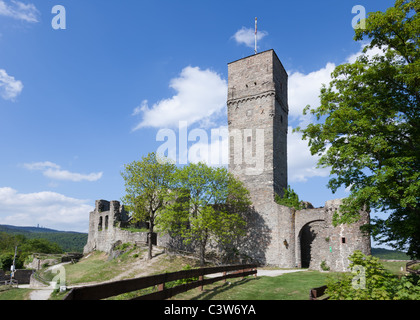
206,268,307,278
18,284,54,300
256,269,307,277
29,288,54,300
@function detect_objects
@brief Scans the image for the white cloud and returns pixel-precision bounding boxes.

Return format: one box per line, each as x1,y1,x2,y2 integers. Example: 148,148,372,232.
24,161,103,182
132,100,148,116
0,69,23,101
232,27,268,49
287,127,330,182
0,0,39,22
288,63,336,121
0,187,92,232
23,161,60,171
287,43,386,126
286,43,386,182
346,42,386,64
133,66,227,130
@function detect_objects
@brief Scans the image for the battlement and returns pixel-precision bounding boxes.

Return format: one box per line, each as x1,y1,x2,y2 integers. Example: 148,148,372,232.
95,200,121,213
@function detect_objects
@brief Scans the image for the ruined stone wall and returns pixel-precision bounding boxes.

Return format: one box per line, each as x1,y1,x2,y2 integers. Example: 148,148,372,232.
295,199,371,272
83,200,181,255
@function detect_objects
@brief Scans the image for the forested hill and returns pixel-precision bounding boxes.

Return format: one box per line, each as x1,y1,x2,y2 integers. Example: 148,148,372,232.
0,224,88,253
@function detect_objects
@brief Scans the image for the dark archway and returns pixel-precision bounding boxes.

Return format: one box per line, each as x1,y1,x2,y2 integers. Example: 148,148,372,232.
299,220,324,268
300,224,316,268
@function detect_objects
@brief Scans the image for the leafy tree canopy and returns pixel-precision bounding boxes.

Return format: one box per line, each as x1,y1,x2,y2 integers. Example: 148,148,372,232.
121,152,177,260
157,162,251,266
297,0,420,258
274,186,304,210
0,232,63,271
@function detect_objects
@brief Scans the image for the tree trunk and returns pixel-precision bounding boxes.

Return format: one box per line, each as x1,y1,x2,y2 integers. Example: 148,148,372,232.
148,219,154,260
148,231,153,260
199,243,206,266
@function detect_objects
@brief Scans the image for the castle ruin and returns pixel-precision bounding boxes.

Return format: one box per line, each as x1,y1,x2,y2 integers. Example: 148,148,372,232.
84,49,371,271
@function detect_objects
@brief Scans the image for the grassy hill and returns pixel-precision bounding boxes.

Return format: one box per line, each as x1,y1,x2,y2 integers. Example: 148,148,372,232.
0,224,87,253
371,247,410,260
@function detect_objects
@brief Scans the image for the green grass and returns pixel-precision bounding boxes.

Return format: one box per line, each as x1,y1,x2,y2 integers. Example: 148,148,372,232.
63,251,128,285
63,247,202,286
171,271,329,300
0,287,32,300
380,260,408,275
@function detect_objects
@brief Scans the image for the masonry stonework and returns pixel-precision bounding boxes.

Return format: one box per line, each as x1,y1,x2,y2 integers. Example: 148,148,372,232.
226,50,370,271
83,200,171,254
84,49,371,272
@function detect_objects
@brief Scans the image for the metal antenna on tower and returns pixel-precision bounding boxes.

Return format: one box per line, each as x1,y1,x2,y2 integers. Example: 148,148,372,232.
254,17,258,54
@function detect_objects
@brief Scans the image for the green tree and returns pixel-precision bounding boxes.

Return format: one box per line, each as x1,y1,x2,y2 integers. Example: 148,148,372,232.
121,152,177,260
158,162,251,266
297,0,420,258
0,233,63,271
274,186,304,210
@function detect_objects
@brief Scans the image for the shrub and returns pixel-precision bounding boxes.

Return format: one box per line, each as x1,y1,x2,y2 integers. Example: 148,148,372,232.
320,260,330,271
274,186,303,210
326,251,420,300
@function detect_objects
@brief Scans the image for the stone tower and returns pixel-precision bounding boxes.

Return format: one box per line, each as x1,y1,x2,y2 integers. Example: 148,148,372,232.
227,50,293,266
226,50,371,269
227,49,288,204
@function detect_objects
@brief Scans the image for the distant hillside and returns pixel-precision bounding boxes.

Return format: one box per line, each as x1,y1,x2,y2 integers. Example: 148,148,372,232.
371,247,411,260
0,224,87,253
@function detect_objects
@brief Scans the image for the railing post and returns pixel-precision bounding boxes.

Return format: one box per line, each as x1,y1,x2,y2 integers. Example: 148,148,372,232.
199,274,204,291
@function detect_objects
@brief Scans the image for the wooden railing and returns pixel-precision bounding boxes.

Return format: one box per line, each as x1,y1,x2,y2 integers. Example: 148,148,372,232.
406,260,420,275
63,264,257,300
309,285,328,300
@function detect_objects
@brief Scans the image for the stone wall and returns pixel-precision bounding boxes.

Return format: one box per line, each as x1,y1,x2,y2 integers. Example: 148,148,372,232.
295,199,371,272
13,269,34,285
84,200,174,254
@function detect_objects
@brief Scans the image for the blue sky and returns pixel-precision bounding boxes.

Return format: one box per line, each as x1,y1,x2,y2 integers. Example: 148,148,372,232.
0,0,396,236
